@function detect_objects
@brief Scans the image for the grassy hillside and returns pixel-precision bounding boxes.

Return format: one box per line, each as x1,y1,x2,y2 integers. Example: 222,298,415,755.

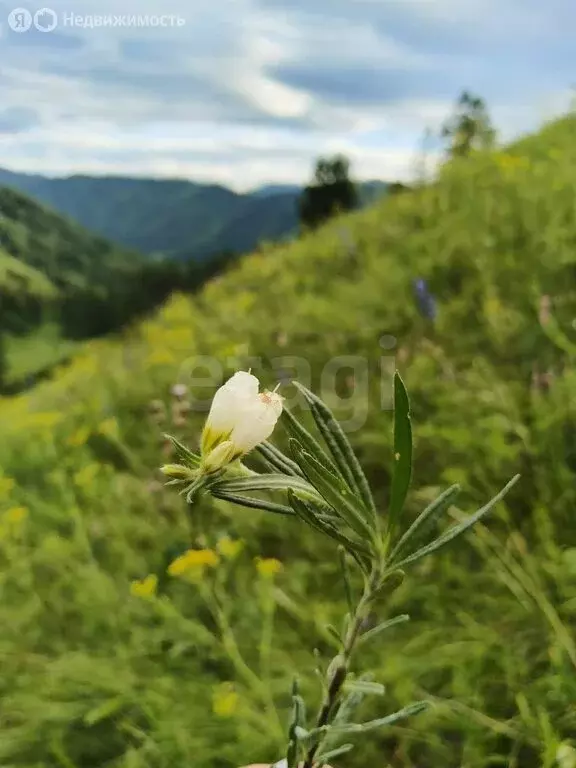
0,249,58,300
0,168,388,259
0,186,150,388
3,323,79,391
0,250,62,385
0,115,575,768
0,185,142,290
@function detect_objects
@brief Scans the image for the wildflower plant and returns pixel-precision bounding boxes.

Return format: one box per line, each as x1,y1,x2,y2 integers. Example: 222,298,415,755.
162,370,519,768
412,278,437,321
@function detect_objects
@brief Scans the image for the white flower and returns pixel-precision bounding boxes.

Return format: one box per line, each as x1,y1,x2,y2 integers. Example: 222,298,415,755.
557,744,576,768
201,371,283,470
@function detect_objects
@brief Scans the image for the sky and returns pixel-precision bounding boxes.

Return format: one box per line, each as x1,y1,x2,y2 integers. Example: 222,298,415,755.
0,0,574,191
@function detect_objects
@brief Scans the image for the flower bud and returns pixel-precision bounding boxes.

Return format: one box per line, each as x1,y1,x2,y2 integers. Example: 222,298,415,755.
160,463,195,481
202,441,237,473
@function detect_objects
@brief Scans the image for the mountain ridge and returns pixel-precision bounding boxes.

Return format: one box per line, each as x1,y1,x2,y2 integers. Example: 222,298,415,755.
0,167,389,260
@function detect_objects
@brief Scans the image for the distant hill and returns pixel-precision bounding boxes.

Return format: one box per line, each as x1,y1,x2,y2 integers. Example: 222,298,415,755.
0,184,142,292
0,168,389,260
249,183,303,197
0,183,241,374
0,249,57,301
0,183,153,350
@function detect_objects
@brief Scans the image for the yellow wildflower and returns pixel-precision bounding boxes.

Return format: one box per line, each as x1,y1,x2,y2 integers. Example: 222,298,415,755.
212,683,239,717
67,426,91,447
160,295,193,324
235,292,255,312
255,557,283,578
130,574,158,599
26,412,64,430
5,506,28,526
163,327,194,349
484,295,503,323
146,349,176,367
71,355,98,376
217,536,244,560
168,548,219,577
0,477,16,498
98,418,119,439
73,463,100,489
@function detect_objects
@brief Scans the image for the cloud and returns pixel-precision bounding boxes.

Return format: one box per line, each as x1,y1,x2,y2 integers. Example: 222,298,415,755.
0,0,573,190
0,107,41,134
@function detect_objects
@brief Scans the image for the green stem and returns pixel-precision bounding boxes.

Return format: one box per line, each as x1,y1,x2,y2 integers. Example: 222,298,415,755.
302,568,381,768
207,584,285,743
259,584,279,735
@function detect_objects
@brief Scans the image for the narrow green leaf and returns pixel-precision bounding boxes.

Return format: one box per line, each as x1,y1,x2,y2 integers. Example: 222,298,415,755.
315,743,354,763
372,569,405,599
286,740,298,768
282,407,341,477
163,434,200,468
287,490,372,571
542,312,576,356
390,484,461,561
293,381,377,519
253,452,278,475
343,680,386,696
326,624,343,648
184,474,207,504
357,614,410,647
338,546,355,614
287,678,307,768
294,693,306,727
291,676,302,705
326,700,430,735
340,612,351,642
211,489,295,516
163,478,186,488
288,490,371,568
319,677,372,753
255,440,305,477
83,696,125,726
387,372,412,537
213,472,337,522
286,489,331,530
393,475,521,569
212,473,317,496
291,442,374,541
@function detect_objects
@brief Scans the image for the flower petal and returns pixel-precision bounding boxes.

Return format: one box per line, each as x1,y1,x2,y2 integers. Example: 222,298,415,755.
202,372,260,452
229,393,283,454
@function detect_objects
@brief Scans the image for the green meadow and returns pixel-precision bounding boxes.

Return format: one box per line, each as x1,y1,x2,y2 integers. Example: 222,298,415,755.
0,115,575,768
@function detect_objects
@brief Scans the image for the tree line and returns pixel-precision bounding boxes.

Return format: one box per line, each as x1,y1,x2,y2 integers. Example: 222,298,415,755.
0,251,236,390
296,90,495,232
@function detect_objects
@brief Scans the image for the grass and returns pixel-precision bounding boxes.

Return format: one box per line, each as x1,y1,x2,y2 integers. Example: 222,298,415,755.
0,249,58,300
0,114,575,767
4,322,79,387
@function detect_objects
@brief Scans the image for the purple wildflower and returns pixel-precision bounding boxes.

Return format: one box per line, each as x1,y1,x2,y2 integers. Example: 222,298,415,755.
413,278,437,320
